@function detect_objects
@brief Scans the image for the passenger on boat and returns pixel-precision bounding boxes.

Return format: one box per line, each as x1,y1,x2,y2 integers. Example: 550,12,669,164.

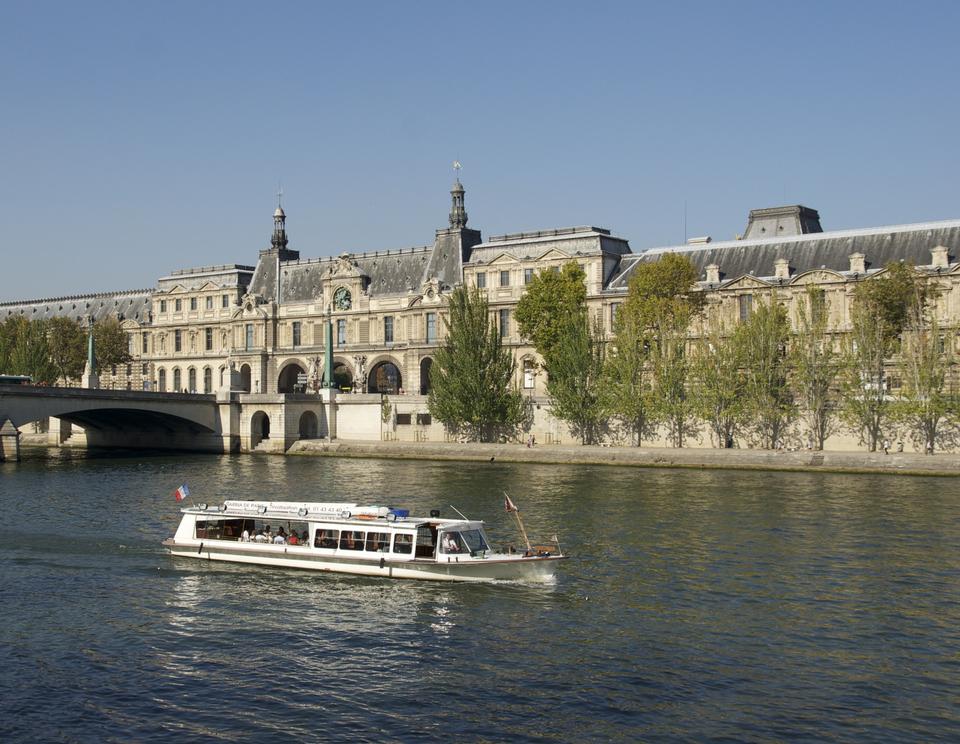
254,530,269,543
301,530,309,544
240,529,251,542
443,534,462,553
287,532,299,545
272,533,285,545
278,526,287,538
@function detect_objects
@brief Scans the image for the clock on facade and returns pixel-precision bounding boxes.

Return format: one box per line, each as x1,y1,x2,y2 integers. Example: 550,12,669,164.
334,287,352,311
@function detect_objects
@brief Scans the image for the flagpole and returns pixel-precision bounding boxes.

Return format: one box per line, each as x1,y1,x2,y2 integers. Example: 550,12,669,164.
514,510,532,552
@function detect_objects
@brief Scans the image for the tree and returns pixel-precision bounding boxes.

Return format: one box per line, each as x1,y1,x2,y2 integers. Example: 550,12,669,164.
94,317,132,371
544,311,606,444
689,317,743,448
841,262,920,451
621,253,704,448
428,287,525,442
603,310,657,445
6,318,58,384
891,288,956,453
47,317,87,384
790,286,840,449
514,262,587,360
735,294,794,448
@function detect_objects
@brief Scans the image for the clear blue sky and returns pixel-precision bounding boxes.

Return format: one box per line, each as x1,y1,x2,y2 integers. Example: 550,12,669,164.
2,1,958,300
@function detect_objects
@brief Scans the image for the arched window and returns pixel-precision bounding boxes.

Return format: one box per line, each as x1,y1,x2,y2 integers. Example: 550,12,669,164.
368,361,402,394
203,367,212,394
158,368,167,392
419,358,433,395
173,368,181,392
188,368,197,393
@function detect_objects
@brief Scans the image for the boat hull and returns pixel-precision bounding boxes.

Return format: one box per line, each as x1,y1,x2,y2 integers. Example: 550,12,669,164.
163,539,562,583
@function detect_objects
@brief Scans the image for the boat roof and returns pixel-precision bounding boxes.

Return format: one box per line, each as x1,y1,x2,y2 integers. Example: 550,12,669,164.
181,500,482,529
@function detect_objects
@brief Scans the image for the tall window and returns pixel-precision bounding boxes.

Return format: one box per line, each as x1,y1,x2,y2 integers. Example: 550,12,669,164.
499,309,509,338
384,316,394,343
173,368,181,391
245,324,254,351
203,367,212,393
610,302,622,328
142,333,148,354
174,330,182,352
810,289,826,324
205,296,213,310
222,294,230,308
292,321,301,347
188,368,196,393
738,295,753,322
158,368,166,392
524,268,534,285
500,270,510,287
190,297,197,311
426,312,436,343
160,300,167,313
476,272,486,289
175,299,182,312
205,328,213,351
523,359,535,389
337,319,346,346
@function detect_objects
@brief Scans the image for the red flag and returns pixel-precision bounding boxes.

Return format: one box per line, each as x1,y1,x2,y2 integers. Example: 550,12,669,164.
173,484,190,502
504,494,519,513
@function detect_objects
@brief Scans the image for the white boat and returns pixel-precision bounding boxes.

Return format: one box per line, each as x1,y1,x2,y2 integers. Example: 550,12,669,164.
163,500,565,583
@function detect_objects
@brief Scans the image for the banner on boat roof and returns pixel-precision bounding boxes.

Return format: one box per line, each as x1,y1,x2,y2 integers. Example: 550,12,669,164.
221,501,390,517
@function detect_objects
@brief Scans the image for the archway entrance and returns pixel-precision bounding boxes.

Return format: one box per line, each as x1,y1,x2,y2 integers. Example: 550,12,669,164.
278,363,306,394
250,411,270,448
368,361,402,394
419,357,433,395
333,362,353,391
299,411,319,439
239,364,252,393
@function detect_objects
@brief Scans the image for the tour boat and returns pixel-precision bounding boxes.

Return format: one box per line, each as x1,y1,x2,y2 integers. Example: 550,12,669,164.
163,500,565,583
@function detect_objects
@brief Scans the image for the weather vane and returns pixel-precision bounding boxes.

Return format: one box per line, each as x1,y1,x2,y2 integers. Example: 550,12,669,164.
453,160,462,177
277,182,283,208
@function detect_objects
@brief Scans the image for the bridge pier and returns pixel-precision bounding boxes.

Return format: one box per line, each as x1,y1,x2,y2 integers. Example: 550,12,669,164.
0,417,21,462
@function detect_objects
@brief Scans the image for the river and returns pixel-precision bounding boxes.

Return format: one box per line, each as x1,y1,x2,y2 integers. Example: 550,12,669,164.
1,449,958,742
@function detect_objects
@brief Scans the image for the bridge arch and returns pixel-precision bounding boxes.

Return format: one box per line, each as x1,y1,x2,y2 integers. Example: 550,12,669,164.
250,410,270,448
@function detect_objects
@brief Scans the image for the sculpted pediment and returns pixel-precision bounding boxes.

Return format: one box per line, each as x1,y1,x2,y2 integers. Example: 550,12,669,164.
487,252,519,265
720,275,774,290
197,281,220,291
791,269,846,285
329,253,368,279
535,249,572,262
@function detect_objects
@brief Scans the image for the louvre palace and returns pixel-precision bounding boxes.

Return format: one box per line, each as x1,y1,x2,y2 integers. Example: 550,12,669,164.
3,180,960,448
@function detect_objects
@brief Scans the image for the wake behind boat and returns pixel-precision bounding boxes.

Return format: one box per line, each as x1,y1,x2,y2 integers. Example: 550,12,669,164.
162,499,565,583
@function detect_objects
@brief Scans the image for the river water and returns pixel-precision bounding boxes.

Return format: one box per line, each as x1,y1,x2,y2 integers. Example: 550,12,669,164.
1,449,958,742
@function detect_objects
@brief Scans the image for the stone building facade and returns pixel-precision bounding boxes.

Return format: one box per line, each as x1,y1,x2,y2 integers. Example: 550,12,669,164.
3,184,960,449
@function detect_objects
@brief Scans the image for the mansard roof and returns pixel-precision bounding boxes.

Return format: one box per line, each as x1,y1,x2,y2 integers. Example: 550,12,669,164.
157,264,255,293
607,219,960,290
0,289,153,324
469,226,630,265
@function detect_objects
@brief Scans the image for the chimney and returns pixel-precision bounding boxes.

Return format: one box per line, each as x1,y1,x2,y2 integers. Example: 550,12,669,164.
931,245,949,269
705,264,721,284
774,258,791,280
849,253,866,274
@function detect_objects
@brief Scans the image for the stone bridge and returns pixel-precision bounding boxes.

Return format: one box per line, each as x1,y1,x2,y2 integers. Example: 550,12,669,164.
0,384,233,459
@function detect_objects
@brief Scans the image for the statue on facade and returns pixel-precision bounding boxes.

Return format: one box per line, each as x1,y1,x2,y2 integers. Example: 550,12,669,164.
353,355,367,393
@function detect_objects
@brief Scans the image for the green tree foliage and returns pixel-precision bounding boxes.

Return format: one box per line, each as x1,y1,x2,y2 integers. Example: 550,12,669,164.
891,290,956,453
3,317,58,384
735,295,794,448
841,263,921,451
689,318,743,448
514,262,587,360
93,318,132,371
0,317,20,372
603,309,656,445
544,312,606,444
790,286,840,450
621,253,704,447
47,317,87,384
428,287,525,442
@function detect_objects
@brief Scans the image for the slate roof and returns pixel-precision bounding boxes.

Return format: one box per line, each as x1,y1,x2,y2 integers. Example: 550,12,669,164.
157,264,254,293
607,219,960,290
0,290,153,324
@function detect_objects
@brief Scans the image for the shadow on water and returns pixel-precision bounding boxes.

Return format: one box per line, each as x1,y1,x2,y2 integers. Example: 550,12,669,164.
1,452,959,742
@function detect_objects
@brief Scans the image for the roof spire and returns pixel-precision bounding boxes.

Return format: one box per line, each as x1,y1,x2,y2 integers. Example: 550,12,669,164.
449,161,467,229
271,187,288,250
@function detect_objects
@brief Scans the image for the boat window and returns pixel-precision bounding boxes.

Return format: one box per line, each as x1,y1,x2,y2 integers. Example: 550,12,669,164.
365,532,390,552
314,529,339,549
339,530,365,551
196,518,249,540
440,531,466,554
415,525,437,558
392,533,413,554
459,529,489,554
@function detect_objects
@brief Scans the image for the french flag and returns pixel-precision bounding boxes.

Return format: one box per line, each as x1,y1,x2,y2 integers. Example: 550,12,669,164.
173,484,190,502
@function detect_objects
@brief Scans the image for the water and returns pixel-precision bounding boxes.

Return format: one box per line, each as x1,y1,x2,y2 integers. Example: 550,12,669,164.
2,449,959,742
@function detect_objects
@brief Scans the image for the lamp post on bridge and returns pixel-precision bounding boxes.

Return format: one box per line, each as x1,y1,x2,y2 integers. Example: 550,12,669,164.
81,316,99,390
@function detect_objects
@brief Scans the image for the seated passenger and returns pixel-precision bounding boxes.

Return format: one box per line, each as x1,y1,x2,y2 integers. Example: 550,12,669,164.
240,529,251,542
278,526,287,538
254,530,269,543
301,530,309,543
443,534,461,553
287,533,299,545
273,533,285,544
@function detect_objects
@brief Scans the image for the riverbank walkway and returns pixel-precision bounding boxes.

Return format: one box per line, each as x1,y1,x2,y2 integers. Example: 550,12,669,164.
288,439,960,477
